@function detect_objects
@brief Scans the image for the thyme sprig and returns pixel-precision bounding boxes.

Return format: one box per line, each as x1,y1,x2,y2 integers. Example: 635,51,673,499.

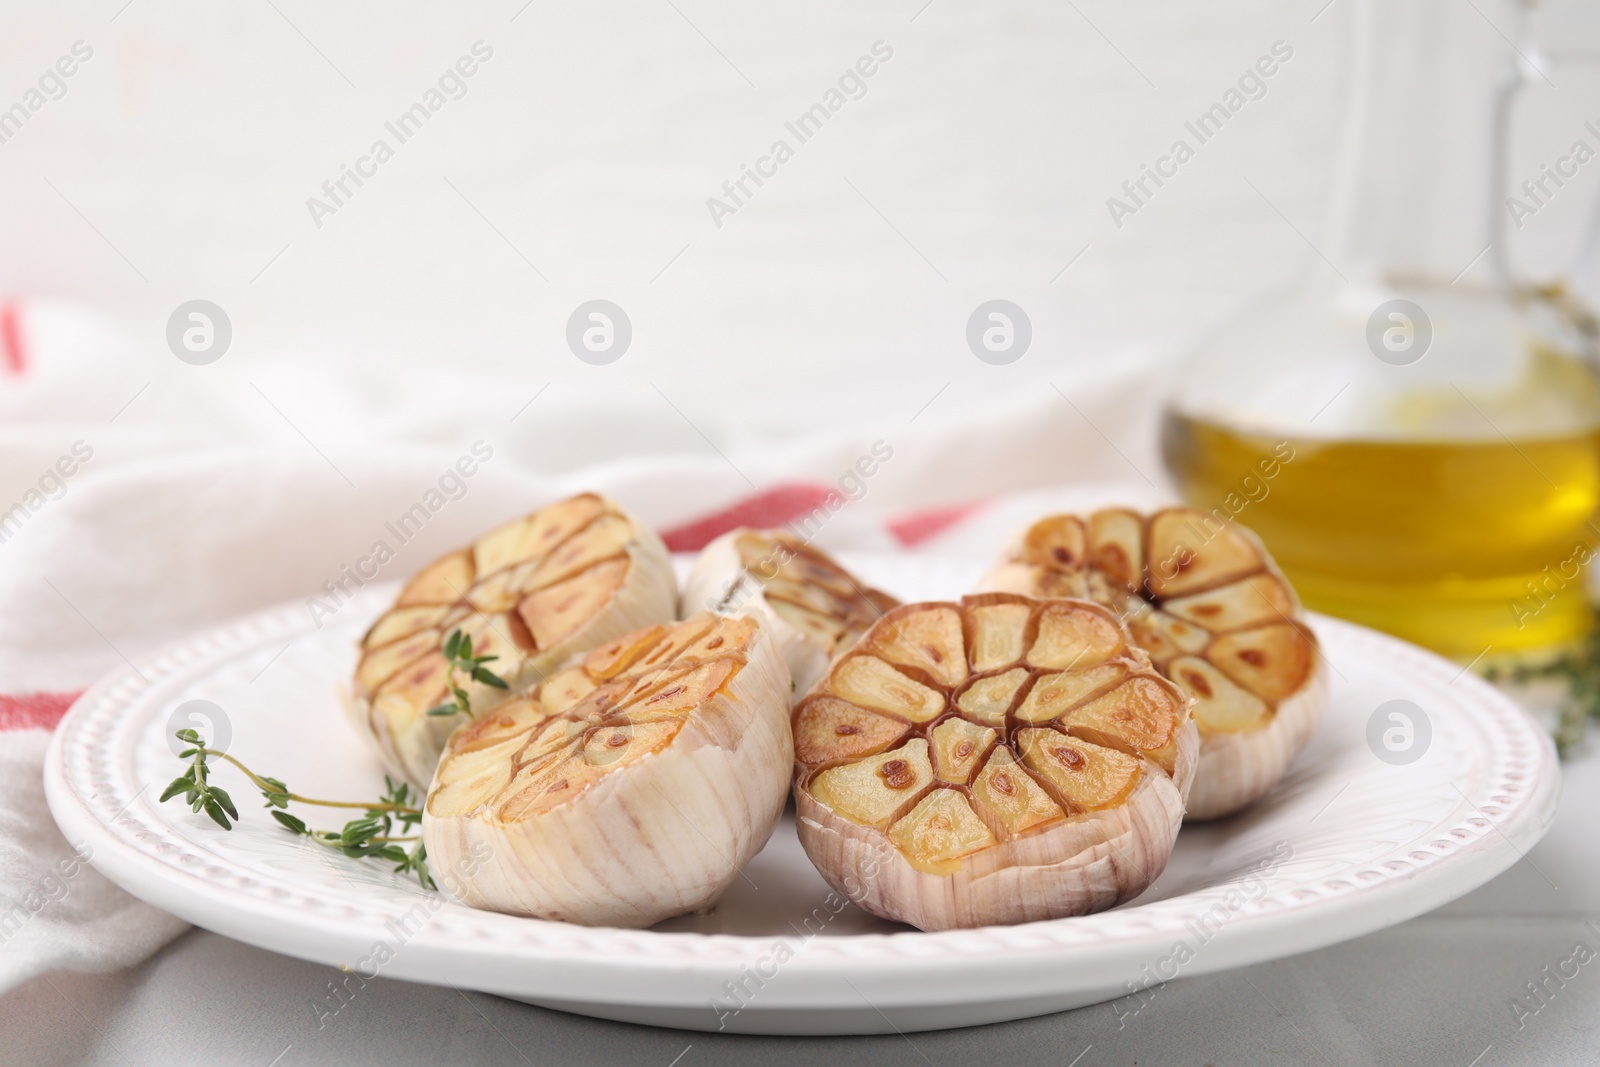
426,627,508,720
159,628,506,887
1482,615,1600,758
161,727,434,888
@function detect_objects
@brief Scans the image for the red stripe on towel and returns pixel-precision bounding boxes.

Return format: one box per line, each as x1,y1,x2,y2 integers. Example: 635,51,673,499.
660,483,835,552
0,690,84,731
1,303,25,375
887,500,986,547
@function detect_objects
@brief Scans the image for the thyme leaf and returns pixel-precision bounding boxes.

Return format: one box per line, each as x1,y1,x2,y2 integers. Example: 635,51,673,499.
425,628,509,719
161,728,433,887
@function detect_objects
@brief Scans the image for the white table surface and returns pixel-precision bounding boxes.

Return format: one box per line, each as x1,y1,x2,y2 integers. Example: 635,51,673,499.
6,741,1597,1067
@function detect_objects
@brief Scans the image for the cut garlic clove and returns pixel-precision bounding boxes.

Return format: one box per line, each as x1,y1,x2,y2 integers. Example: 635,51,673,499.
808,739,935,828
966,598,1032,671
581,624,675,681
953,667,1030,728
1058,676,1184,774
970,746,1064,837
863,604,969,688
793,594,1196,931
1013,663,1128,724
1026,600,1125,670
978,506,1327,820
363,605,450,651
929,717,996,785
350,494,678,787
398,550,475,606
475,495,605,577
1207,623,1317,703
517,557,629,650
1016,729,1141,813
537,666,598,715
1124,606,1212,669
829,655,945,723
1087,509,1143,591
523,514,637,590
792,697,910,765
619,659,739,722
1020,515,1088,570
887,790,997,876
1145,511,1268,598
423,612,793,927
356,628,445,695
1164,575,1295,633
1168,656,1272,733
681,528,900,699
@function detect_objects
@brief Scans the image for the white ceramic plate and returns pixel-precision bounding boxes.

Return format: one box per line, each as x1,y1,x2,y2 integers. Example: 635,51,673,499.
46,555,1560,1035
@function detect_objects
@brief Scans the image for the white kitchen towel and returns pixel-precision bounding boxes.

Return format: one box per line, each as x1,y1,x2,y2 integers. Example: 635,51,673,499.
0,297,1174,995
0,730,189,992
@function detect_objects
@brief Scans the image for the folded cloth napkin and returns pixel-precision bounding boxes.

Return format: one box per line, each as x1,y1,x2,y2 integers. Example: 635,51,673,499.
0,297,1172,995
0,727,189,991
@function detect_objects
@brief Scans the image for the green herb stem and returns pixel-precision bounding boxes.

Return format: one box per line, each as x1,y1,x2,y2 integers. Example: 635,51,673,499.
203,749,420,815
162,725,434,888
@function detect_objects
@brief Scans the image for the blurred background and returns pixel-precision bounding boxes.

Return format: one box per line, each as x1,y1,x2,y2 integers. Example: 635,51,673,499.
0,0,1587,469
3,0,1600,666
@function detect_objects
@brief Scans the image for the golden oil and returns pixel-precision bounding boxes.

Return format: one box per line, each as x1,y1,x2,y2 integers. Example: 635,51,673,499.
1161,412,1600,659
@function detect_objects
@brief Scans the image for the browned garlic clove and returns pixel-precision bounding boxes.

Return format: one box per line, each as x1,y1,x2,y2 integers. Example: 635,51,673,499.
792,595,1197,931
349,494,678,786
681,528,900,697
978,507,1327,820
423,613,793,927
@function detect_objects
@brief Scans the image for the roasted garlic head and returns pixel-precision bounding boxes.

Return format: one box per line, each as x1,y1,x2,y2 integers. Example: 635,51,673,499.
351,494,678,786
792,595,1196,931
682,528,899,697
980,507,1326,819
424,613,793,927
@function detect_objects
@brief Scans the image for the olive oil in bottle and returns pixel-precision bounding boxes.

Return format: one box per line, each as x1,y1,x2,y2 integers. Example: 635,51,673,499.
1159,0,1600,661
1162,412,1600,659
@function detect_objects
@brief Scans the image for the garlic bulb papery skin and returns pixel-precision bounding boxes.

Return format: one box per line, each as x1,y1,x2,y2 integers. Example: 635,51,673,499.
792,594,1197,932
978,507,1327,820
423,612,793,928
681,528,900,698
349,493,679,788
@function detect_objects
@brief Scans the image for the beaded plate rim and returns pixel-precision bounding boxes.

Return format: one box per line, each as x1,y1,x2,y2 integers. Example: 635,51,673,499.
44,560,1560,1013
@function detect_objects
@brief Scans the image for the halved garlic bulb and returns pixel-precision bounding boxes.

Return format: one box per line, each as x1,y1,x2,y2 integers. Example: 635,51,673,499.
979,507,1327,820
350,494,678,786
681,528,900,697
792,594,1196,931
422,612,792,927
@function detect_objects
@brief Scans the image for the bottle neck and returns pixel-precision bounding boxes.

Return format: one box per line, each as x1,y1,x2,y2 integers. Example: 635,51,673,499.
1325,0,1521,287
